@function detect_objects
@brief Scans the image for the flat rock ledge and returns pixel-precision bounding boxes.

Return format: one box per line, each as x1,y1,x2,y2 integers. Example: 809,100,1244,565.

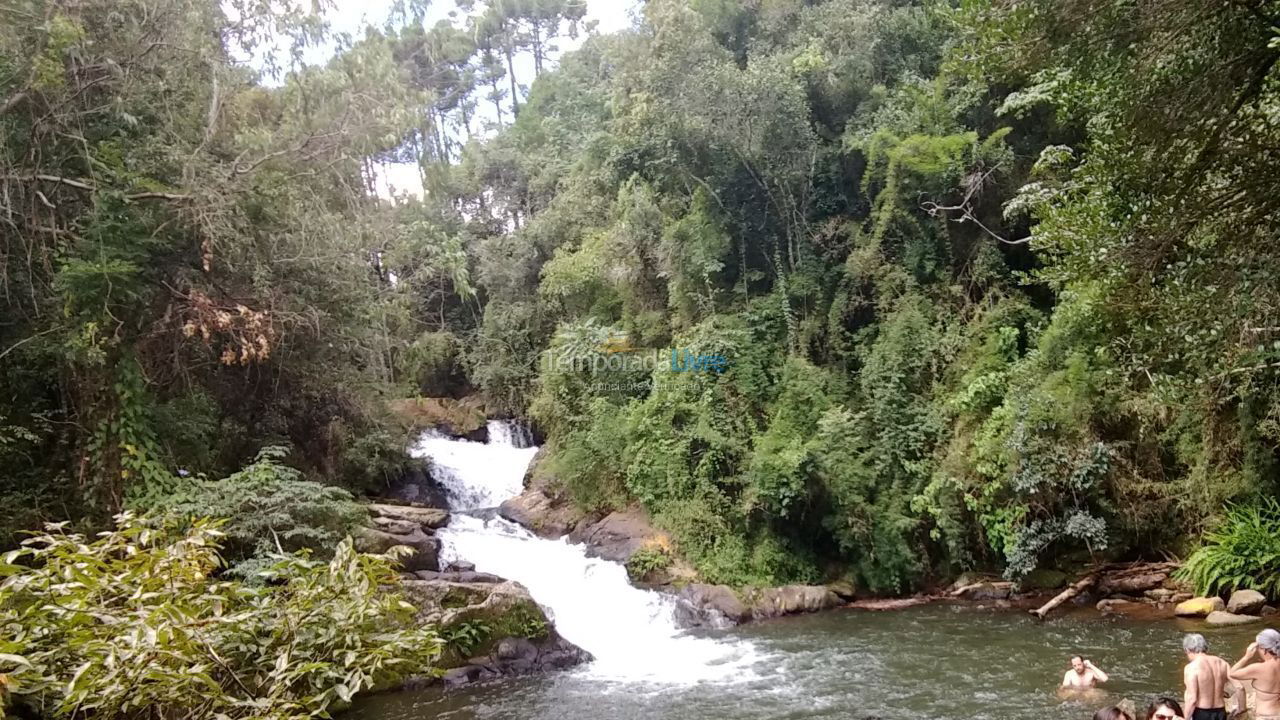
355,503,451,573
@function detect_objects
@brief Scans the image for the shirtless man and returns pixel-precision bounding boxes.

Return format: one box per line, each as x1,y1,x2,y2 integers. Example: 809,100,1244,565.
1182,633,1244,720
1228,628,1280,720
1063,655,1110,688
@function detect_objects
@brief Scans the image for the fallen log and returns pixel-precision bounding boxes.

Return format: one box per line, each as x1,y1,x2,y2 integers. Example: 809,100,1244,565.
1031,573,1097,619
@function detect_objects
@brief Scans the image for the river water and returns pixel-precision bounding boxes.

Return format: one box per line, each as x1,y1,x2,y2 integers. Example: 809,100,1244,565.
355,422,1263,720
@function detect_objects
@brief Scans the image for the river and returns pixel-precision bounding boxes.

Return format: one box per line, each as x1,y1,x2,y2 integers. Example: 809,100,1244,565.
354,422,1262,720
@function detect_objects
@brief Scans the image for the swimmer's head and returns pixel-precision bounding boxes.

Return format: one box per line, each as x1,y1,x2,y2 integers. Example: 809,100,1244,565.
1183,633,1208,656
1257,628,1280,658
1071,655,1086,673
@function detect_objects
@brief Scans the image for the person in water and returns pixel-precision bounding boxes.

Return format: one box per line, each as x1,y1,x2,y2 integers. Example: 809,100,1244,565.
1094,707,1134,720
1064,655,1111,688
1181,633,1244,720
1145,697,1185,720
1228,628,1280,720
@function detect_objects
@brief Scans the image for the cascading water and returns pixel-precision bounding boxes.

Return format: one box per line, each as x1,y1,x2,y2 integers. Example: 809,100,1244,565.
411,420,763,684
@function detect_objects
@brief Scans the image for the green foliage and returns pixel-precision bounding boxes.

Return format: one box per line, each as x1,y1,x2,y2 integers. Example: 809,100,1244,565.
133,447,368,577
441,620,492,657
1177,498,1280,600
0,514,441,720
625,544,673,581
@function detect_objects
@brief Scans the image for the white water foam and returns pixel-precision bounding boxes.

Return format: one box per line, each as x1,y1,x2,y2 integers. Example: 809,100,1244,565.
419,420,765,685
409,420,538,510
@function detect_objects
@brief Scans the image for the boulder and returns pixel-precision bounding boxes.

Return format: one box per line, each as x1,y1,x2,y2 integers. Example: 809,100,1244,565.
1145,588,1176,603
1175,596,1226,617
354,527,440,572
1263,606,1278,618
1227,589,1267,615
1021,569,1068,591
1171,592,1194,603
1097,598,1143,615
745,585,841,620
400,578,590,688
367,503,450,531
569,510,659,564
498,489,581,538
675,583,751,627
1206,610,1263,626
827,580,858,601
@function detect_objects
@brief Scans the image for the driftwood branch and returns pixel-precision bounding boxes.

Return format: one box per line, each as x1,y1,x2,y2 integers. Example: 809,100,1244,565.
1031,573,1097,619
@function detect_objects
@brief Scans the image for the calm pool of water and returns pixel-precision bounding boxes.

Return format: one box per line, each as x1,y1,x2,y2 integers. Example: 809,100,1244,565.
353,605,1264,720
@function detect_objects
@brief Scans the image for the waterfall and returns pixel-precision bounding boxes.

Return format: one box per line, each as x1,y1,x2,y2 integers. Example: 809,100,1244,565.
413,420,763,684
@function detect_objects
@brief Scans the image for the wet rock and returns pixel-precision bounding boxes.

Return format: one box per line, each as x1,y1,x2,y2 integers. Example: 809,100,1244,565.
400,578,591,688
371,517,420,535
569,510,657,564
354,527,440,572
1263,606,1278,618
745,585,841,620
1171,592,1194,604
1097,598,1144,615
498,489,580,538
368,503,450,531
1206,610,1262,626
1227,589,1267,615
447,560,476,572
827,580,858,601
1145,588,1176,603
1175,596,1225,617
675,583,751,627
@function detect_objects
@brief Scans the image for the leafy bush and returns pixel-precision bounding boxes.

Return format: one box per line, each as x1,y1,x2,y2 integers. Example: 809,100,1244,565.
133,446,368,577
1177,498,1280,599
0,514,441,720
625,544,673,581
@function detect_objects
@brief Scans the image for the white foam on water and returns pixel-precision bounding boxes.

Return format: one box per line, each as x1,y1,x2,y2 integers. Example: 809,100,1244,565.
421,420,766,685
409,420,538,511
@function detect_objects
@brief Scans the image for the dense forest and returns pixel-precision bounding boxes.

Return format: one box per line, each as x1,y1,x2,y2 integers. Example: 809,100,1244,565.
3,0,1280,660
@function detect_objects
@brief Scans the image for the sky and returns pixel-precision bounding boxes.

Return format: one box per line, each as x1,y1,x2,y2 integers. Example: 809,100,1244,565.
317,0,641,198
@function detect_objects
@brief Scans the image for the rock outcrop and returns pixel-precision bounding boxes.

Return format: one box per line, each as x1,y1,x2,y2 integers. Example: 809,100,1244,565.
1175,596,1226,617
400,578,590,687
1227,589,1267,615
354,503,451,573
674,582,841,627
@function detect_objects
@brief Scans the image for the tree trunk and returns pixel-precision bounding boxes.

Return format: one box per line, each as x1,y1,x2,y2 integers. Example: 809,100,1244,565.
1031,574,1098,619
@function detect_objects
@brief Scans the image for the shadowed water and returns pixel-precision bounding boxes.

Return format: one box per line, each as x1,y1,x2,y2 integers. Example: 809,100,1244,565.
353,605,1262,720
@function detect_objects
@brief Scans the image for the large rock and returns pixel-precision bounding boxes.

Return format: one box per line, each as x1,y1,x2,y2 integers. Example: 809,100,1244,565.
498,489,581,538
368,503,450,531
675,583,751,627
354,527,440,572
674,582,841,627
569,510,658,563
1227,589,1268,615
744,585,841,620
400,578,590,688
1175,596,1225,617
1206,610,1263,626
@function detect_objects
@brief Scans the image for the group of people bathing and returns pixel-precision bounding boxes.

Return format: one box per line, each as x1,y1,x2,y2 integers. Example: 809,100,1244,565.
1063,629,1280,720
